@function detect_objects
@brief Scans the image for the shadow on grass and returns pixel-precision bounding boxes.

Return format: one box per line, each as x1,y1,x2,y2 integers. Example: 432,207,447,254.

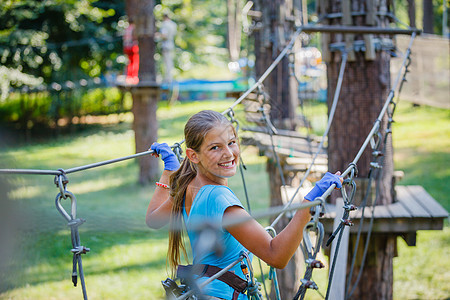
0,228,169,292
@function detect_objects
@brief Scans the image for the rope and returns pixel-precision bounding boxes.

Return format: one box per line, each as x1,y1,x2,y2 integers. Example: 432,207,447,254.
344,43,412,300
270,50,348,228
0,25,418,300
54,174,89,300
325,176,357,300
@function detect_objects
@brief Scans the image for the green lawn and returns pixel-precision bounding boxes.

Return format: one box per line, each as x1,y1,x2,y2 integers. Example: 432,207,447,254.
0,99,448,299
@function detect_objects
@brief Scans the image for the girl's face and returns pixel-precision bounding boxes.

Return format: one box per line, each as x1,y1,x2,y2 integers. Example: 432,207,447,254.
194,125,239,185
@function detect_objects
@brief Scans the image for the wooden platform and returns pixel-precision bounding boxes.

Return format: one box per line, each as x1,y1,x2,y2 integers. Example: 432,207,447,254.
283,185,448,246
241,130,328,174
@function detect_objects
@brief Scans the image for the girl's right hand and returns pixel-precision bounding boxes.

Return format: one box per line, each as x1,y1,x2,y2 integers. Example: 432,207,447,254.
150,142,181,171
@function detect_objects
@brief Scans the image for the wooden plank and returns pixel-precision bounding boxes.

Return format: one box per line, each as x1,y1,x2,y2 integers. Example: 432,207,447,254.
342,0,355,61
364,34,376,60
386,201,412,218
396,186,431,218
366,0,376,25
406,185,449,218
328,197,349,300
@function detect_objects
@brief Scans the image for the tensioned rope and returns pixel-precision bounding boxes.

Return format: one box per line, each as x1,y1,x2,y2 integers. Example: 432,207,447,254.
323,32,417,300
344,46,413,300
0,26,417,300
0,26,304,300
239,47,348,300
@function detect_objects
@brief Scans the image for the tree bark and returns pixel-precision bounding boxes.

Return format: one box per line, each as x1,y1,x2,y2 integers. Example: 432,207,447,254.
126,0,160,184
423,0,434,34
324,0,395,298
253,0,302,298
407,0,416,28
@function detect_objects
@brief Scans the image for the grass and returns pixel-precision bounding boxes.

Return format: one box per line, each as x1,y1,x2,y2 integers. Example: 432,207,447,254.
0,99,448,299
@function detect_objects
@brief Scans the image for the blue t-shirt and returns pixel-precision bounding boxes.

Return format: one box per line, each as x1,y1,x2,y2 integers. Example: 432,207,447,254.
182,185,252,300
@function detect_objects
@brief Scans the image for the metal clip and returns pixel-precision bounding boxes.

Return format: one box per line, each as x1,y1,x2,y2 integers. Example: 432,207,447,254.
172,142,184,163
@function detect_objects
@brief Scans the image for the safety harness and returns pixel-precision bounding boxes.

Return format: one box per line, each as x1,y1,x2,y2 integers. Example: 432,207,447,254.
176,264,248,300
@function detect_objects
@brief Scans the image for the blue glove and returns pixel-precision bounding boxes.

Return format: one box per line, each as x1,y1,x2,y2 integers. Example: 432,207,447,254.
150,142,181,171
305,172,342,201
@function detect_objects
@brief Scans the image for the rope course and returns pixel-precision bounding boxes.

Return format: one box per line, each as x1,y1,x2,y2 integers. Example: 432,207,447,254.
0,23,417,299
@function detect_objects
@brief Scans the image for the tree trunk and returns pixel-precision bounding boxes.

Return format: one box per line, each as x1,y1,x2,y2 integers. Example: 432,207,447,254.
253,0,302,298
127,0,160,184
423,0,434,34
227,0,242,62
407,0,416,28
323,0,395,298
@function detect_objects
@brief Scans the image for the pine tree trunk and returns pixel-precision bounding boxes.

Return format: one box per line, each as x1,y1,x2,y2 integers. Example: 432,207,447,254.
324,0,395,298
407,0,416,28
253,0,302,298
423,0,434,34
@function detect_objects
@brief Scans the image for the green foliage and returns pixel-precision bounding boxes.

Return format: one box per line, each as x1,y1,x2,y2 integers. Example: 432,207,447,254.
0,0,125,87
154,0,230,78
0,87,130,133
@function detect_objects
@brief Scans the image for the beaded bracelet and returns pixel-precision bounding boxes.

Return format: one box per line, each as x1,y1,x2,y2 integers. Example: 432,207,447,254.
156,182,169,189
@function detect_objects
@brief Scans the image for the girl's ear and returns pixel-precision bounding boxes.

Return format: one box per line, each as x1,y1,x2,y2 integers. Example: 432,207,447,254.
185,148,199,164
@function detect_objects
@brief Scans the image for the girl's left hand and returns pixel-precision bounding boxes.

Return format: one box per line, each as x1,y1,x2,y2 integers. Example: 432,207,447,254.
304,171,343,201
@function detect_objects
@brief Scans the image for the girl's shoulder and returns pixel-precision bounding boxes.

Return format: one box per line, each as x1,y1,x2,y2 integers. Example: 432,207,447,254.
203,185,236,199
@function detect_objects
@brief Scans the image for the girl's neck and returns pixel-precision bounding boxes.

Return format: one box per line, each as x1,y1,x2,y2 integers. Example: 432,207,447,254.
193,173,228,187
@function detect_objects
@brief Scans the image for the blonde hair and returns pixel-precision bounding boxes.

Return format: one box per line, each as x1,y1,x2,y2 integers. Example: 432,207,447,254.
167,110,237,274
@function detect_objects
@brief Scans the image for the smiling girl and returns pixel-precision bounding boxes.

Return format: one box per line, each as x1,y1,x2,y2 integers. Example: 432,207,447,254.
146,110,342,299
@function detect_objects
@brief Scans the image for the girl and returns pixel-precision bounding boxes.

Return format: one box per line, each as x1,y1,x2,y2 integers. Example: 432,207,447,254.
146,110,342,299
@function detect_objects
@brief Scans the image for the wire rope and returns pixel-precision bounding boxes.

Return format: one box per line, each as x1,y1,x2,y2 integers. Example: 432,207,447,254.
270,50,348,228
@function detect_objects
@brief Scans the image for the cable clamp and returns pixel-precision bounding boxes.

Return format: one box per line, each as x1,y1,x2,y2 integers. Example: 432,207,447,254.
372,150,384,157
305,258,325,269
370,162,383,169
300,279,318,290
343,204,357,212
341,219,354,226
71,246,90,255
68,218,86,228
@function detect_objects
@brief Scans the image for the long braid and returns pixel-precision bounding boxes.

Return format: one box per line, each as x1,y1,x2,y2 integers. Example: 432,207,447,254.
167,159,196,275
166,110,236,275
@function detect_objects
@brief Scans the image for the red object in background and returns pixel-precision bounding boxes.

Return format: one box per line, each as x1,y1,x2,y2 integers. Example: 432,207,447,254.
123,23,139,84
124,44,139,84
